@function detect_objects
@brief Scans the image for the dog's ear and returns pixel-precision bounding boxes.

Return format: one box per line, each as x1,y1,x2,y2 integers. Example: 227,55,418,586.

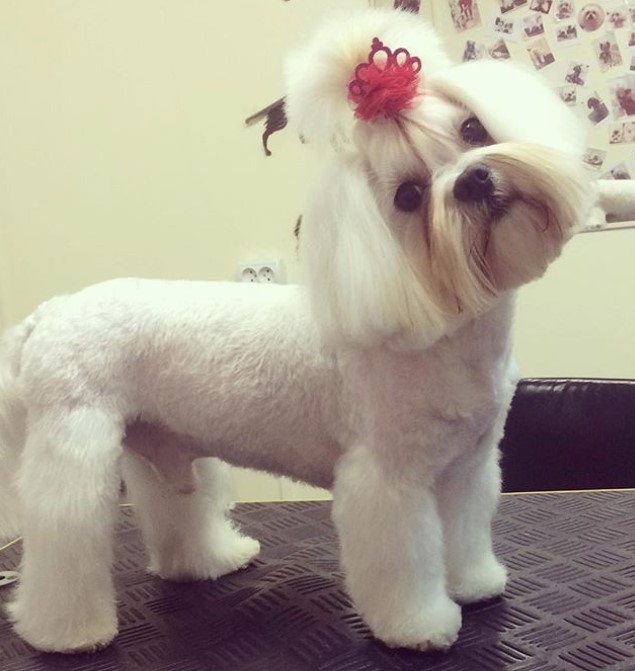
284,8,451,146
300,155,447,348
429,60,585,156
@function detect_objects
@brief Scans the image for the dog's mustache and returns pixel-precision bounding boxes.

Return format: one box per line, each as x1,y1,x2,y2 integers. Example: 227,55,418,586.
446,142,588,215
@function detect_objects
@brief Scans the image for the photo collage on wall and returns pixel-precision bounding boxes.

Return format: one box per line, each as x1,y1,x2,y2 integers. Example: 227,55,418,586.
453,0,635,181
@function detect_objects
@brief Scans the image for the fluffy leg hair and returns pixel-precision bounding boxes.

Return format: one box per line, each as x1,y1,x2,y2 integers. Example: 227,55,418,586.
437,395,515,604
121,453,260,581
7,406,123,653
332,446,462,651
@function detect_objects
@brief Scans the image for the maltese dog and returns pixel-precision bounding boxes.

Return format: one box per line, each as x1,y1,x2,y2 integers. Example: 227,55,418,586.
0,8,597,654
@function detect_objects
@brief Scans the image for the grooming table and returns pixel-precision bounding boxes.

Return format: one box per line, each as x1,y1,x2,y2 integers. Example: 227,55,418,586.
2,492,635,670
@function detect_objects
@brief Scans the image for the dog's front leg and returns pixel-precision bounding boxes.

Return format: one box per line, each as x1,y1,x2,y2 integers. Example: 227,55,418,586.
332,446,461,651
437,443,507,605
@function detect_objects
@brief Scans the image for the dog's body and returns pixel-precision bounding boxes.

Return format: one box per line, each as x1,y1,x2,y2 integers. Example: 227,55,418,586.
4,277,518,491
15,281,341,491
1,8,597,655
2,277,516,652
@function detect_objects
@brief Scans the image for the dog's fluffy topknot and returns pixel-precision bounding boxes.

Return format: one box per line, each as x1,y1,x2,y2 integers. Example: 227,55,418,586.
284,8,451,145
285,9,585,160
429,61,586,157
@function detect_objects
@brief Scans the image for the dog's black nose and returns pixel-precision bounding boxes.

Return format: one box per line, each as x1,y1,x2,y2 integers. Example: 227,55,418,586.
453,163,495,203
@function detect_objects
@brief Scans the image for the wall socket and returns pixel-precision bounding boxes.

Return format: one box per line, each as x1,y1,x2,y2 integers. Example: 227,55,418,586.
237,259,286,284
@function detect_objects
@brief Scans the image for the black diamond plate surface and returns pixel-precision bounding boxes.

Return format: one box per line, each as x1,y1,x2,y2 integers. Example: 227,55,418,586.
2,492,635,670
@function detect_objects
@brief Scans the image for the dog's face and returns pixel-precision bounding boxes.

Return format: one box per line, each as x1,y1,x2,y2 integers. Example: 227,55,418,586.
349,87,588,321
609,12,625,27
579,4,604,31
286,9,591,348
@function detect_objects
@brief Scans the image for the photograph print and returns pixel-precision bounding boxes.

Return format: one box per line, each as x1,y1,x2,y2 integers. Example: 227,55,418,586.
565,61,591,85
608,74,635,117
449,0,482,31
556,21,580,45
583,90,611,124
593,31,623,72
527,37,556,68
499,0,528,12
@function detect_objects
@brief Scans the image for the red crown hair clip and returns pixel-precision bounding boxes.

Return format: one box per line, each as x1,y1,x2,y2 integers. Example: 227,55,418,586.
348,37,422,122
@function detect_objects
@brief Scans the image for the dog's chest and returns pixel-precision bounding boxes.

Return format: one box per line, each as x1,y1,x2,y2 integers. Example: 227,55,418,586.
343,302,514,466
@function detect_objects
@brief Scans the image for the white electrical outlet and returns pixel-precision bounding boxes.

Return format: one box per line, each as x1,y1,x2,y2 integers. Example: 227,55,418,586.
237,260,285,284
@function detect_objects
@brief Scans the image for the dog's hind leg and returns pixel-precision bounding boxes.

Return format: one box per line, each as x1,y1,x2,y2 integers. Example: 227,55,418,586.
7,405,124,653
121,451,260,581
0,319,37,542
0,421,22,542
332,446,462,652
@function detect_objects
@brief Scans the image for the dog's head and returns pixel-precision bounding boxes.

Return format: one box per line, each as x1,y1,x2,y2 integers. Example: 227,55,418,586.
285,9,591,348
609,12,624,26
580,5,603,30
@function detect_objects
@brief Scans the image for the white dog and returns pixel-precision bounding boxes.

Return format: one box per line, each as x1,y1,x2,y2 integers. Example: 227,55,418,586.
0,9,595,654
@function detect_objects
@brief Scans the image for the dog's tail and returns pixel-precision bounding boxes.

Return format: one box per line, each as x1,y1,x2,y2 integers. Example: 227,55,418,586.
0,314,37,542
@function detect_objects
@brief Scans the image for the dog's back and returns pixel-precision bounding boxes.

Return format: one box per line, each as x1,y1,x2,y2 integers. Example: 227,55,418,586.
0,279,343,525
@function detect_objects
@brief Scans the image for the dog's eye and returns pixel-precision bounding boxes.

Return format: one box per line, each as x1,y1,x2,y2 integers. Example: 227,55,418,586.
461,117,489,145
394,182,424,212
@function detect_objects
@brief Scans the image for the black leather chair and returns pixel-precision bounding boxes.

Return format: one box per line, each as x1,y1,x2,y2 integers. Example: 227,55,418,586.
500,378,635,492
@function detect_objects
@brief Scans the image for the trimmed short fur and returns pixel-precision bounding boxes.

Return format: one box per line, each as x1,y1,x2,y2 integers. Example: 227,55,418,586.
1,8,596,653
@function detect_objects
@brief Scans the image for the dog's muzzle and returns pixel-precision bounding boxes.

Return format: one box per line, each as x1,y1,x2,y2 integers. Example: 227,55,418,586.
453,163,495,203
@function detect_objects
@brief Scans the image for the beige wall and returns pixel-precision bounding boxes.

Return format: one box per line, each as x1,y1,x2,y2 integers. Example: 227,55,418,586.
516,227,635,379
0,0,374,329
0,2,633,501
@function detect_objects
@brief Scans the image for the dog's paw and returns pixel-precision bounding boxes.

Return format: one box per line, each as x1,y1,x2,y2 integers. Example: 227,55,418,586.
207,534,261,579
372,597,462,652
448,557,507,605
7,599,117,653
151,533,260,582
